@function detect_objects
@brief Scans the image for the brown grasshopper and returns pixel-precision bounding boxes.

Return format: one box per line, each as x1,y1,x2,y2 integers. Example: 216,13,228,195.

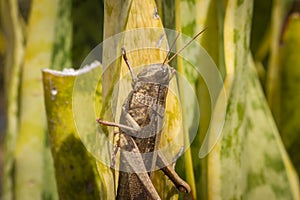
97,30,206,200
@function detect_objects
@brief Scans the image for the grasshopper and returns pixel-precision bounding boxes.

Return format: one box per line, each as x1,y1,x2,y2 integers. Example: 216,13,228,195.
97,30,206,200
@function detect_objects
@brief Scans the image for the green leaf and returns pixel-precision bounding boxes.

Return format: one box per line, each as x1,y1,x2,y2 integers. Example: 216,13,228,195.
265,0,293,122
174,1,227,199
279,13,300,186
1,0,24,199
51,0,72,70
13,0,64,199
42,62,111,199
72,0,104,68
207,0,299,199
250,0,272,55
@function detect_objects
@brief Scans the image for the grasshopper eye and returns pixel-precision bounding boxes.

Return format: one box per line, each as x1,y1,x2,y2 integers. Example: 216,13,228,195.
161,66,168,75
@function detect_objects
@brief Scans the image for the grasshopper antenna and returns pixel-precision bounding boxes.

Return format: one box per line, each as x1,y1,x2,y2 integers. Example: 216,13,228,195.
166,27,207,64
161,32,181,67
121,47,138,82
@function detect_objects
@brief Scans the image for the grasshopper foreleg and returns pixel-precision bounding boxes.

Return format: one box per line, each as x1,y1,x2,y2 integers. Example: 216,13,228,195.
96,118,140,133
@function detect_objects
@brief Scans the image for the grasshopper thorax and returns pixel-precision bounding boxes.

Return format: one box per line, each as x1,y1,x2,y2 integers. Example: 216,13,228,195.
135,64,176,86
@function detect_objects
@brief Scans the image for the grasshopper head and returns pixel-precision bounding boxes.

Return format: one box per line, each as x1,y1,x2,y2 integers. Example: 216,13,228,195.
137,64,175,85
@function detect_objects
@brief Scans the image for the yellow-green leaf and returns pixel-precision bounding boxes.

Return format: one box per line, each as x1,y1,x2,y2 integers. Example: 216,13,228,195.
208,0,299,199
42,63,109,199
1,0,25,199
13,0,61,199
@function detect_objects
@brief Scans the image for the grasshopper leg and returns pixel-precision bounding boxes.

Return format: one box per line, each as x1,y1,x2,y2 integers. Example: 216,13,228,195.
119,134,161,200
110,130,120,168
97,118,139,133
97,111,163,199
111,144,119,169
156,151,191,193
